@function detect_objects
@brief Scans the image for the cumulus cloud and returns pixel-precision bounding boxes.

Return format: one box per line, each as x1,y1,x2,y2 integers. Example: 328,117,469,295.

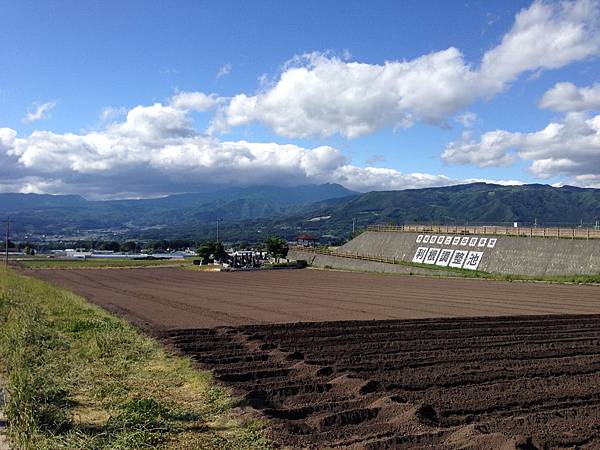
478,0,600,92
443,112,600,186
216,49,480,138
170,91,219,111
22,100,57,123
0,98,468,197
539,82,600,112
214,0,600,138
442,130,521,168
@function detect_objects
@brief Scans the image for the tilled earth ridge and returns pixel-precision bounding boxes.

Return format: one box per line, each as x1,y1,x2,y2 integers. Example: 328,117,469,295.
163,315,600,449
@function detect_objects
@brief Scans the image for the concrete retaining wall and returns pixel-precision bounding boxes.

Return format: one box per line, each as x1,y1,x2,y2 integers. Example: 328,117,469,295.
338,231,600,276
288,249,449,276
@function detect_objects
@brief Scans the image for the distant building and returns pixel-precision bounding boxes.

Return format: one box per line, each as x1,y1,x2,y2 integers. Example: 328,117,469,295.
297,234,317,247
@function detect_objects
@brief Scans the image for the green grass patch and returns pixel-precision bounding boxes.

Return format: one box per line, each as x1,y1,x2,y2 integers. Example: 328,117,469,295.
0,266,271,449
20,258,192,269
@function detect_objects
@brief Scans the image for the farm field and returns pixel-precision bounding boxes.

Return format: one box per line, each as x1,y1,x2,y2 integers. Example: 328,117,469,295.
26,267,600,448
19,257,193,269
164,315,600,448
28,267,600,329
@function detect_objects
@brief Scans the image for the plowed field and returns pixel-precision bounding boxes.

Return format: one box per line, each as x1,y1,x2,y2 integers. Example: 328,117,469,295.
26,268,600,448
165,315,600,449
28,268,600,328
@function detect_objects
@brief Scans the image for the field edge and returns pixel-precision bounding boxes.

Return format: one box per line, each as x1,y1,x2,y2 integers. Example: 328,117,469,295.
0,266,271,450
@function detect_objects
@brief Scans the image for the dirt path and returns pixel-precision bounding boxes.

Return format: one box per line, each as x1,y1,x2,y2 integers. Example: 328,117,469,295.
28,268,600,329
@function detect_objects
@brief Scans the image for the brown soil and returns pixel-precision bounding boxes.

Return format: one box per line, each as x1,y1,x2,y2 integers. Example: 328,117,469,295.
164,315,600,449
27,268,600,329
26,267,600,448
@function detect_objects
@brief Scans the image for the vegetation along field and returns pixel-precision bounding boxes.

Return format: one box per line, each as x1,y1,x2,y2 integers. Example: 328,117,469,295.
0,267,269,449
17,265,600,448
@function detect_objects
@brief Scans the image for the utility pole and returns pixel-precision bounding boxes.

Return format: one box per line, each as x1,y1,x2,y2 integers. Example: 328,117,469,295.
352,217,356,235
4,216,9,266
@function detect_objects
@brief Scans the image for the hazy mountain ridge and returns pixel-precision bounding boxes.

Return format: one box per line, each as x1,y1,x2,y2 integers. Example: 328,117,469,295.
2,183,600,242
0,184,357,235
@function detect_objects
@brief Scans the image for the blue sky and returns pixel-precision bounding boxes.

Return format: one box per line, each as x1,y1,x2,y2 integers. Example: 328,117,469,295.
1,0,600,198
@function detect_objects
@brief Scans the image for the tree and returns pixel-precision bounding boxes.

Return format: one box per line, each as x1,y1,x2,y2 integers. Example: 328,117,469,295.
196,241,227,262
0,239,15,251
265,236,288,262
120,241,139,253
97,241,120,252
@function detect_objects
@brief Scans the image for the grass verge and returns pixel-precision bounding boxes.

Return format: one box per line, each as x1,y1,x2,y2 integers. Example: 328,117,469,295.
19,258,193,269
0,266,270,449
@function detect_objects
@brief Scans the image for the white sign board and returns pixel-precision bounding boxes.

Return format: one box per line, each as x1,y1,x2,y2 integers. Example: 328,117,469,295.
444,236,453,245
430,235,438,243
464,251,484,270
469,237,478,247
416,234,423,243
478,238,487,247
460,237,469,246
423,235,430,243
437,235,445,244
425,248,441,264
452,236,461,246
487,238,497,248
435,249,454,266
412,247,428,263
449,250,469,268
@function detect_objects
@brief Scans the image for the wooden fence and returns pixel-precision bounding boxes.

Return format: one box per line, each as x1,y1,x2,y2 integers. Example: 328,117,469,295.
367,224,600,240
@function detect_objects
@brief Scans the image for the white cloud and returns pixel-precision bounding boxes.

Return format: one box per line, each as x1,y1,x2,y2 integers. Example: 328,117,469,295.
443,112,600,185
331,166,456,192
215,0,600,139
442,130,520,167
22,100,57,123
2,99,472,197
456,112,478,128
215,49,480,138
478,0,600,92
216,63,232,79
170,91,218,111
99,106,127,122
539,82,600,112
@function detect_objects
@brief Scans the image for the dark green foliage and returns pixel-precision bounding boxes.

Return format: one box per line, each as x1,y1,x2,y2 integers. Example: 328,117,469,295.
196,241,227,261
265,236,288,261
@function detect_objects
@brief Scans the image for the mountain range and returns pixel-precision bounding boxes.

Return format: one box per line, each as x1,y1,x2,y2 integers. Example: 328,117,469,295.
1,183,600,243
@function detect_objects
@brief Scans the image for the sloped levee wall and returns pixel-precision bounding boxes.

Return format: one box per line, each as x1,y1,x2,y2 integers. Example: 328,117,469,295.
338,231,600,276
287,249,454,277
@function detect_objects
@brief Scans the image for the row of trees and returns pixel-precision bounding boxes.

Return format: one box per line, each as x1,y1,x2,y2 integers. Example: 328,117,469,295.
6,235,290,259
195,236,289,261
